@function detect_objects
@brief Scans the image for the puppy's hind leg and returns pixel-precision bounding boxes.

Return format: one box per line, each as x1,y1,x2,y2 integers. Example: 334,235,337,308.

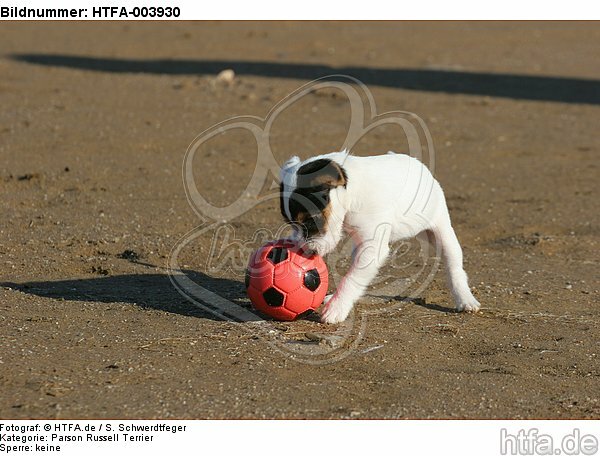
431,211,480,312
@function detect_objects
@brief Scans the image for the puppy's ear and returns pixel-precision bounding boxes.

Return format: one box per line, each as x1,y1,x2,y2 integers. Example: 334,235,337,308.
282,156,301,169
280,156,301,181
296,159,347,189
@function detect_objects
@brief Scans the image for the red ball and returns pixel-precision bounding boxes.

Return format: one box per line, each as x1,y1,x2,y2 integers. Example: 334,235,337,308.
245,239,329,321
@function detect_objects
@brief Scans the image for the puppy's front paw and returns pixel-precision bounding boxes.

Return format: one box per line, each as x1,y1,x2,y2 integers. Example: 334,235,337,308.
320,294,351,324
455,297,481,313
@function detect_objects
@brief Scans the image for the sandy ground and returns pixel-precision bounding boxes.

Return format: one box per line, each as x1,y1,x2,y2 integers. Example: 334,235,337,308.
0,22,599,419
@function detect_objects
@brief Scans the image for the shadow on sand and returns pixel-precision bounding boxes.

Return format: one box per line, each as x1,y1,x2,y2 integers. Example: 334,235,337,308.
3,271,248,322
11,53,600,105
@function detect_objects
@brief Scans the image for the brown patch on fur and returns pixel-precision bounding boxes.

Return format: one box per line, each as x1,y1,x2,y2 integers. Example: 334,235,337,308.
296,211,308,224
296,159,347,190
321,203,332,229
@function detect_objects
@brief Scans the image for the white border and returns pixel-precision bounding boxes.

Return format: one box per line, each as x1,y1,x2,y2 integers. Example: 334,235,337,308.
1,420,599,456
1,0,599,20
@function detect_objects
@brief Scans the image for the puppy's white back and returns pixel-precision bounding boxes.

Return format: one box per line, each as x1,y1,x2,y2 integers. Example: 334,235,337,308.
328,152,442,226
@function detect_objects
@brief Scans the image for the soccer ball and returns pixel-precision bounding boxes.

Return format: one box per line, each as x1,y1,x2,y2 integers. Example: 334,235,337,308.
245,239,329,321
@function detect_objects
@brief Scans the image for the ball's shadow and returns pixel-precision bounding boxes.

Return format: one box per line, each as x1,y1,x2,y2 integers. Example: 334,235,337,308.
2,270,249,322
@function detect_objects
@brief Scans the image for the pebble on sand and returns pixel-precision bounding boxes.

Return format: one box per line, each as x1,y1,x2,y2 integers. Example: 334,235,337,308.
216,69,235,85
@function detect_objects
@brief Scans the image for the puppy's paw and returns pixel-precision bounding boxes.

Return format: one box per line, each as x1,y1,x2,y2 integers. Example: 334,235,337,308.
455,297,481,313
320,295,351,324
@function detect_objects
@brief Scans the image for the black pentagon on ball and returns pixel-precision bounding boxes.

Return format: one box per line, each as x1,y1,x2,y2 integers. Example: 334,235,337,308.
244,268,250,288
266,246,288,264
303,268,321,291
263,287,285,307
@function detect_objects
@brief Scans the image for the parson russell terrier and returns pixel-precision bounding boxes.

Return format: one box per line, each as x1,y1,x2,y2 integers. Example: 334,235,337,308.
279,150,480,324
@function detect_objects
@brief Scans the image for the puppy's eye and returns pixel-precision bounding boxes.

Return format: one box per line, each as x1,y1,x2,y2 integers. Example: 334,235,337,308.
316,191,329,204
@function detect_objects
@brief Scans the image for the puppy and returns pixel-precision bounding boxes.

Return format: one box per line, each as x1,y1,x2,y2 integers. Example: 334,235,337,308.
279,150,480,323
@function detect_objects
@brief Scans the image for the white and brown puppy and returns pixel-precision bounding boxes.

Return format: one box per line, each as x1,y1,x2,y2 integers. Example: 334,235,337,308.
279,150,480,324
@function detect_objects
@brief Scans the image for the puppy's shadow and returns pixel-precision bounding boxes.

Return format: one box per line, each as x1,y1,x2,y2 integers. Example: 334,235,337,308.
370,295,454,313
2,270,248,321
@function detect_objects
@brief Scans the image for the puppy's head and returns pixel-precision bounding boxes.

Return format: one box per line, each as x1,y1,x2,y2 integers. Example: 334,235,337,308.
279,156,347,252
